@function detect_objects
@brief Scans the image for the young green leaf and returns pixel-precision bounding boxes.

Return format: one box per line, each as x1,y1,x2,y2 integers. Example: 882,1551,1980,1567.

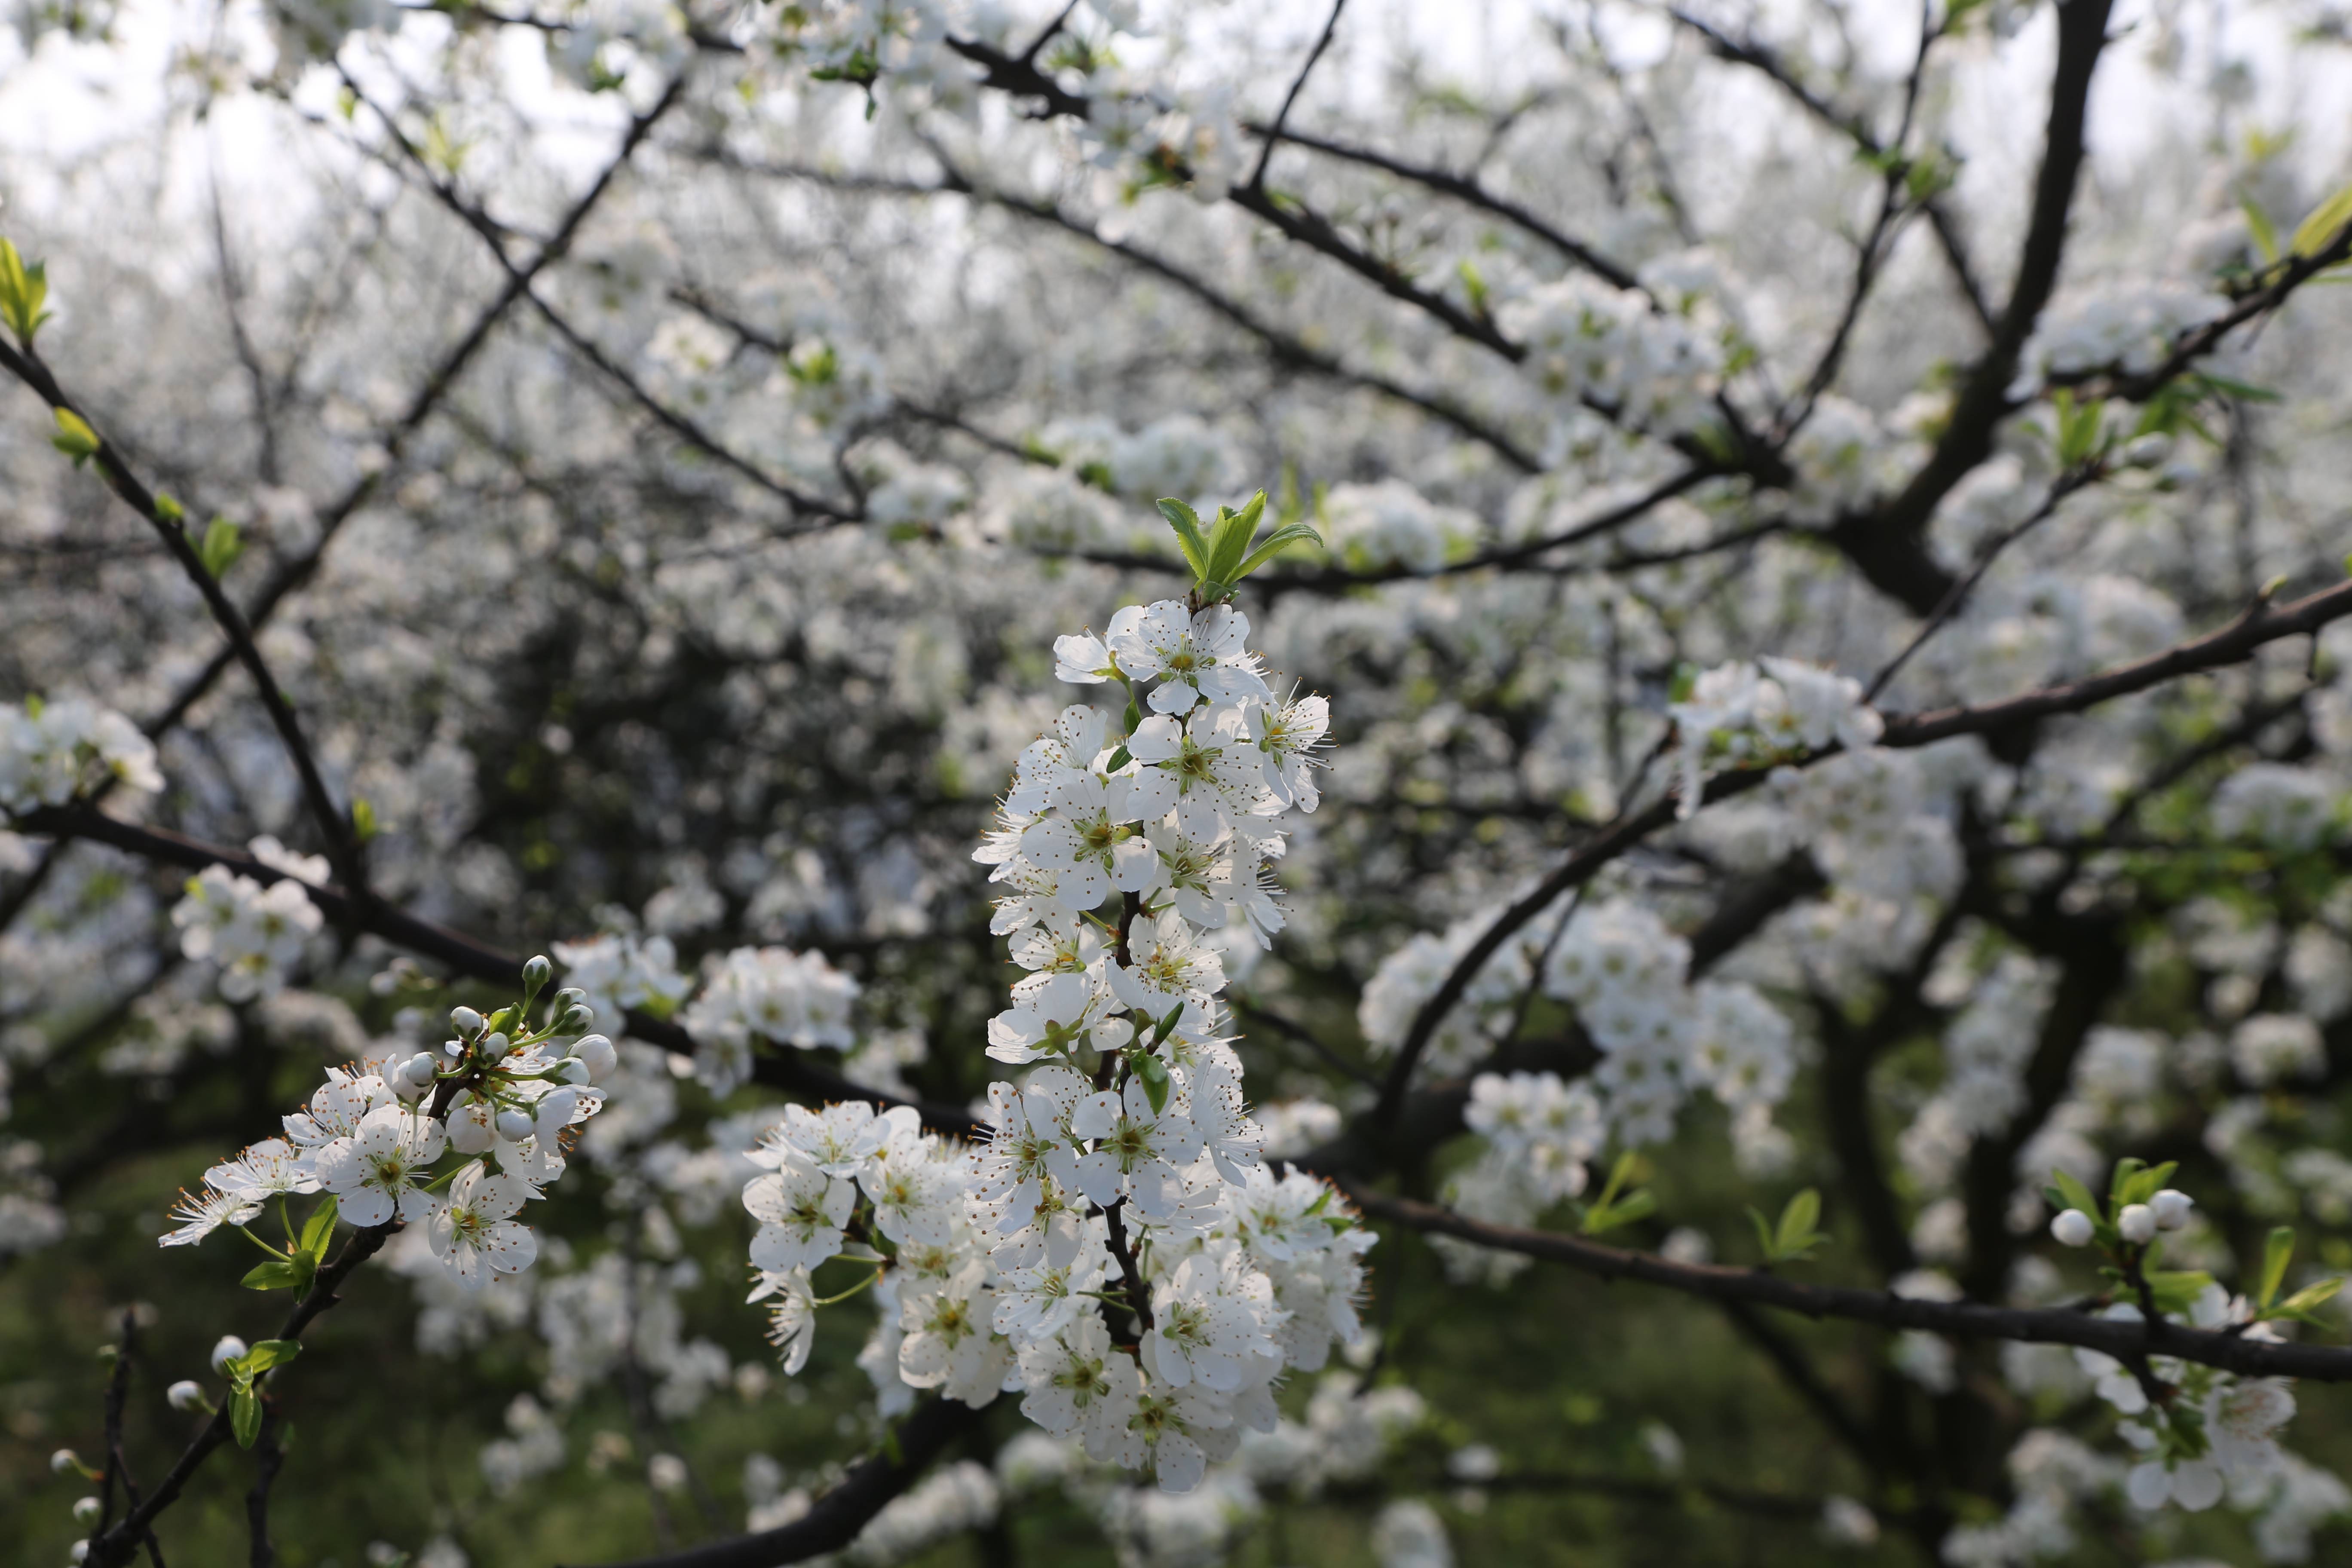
200,514,244,579
1156,498,1211,579
231,1387,262,1449
0,237,52,346
1132,1049,1172,1115
2049,1168,2105,1225
2275,1277,2346,1321
2260,1226,2297,1311
1774,1188,1826,1260
2241,195,2280,264
241,1261,303,1291
51,407,99,467
2290,181,2352,259
1231,519,1326,581
299,1195,339,1261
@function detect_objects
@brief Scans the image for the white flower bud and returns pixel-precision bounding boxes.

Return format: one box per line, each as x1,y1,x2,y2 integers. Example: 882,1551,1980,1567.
570,1035,618,1084
2151,1188,2194,1231
523,954,552,991
557,1059,591,1085
450,1006,485,1038
49,1449,81,1475
73,1496,101,1524
557,1004,594,1034
403,1052,440,1087
535,1086,580,1142
209,1335,248,1373
555,987,586,1008
2117,1203,2157,1244
479,1032,511,1061
165,1379,204,1411
494,1109,536,1142
70,1542,90,1565
2050,1209,2095,1247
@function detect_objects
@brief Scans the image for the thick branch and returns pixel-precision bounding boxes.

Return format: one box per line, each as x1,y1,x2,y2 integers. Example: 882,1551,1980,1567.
568,1398,985,1568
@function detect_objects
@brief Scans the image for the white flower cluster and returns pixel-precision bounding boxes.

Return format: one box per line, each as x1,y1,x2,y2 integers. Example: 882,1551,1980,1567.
2008,279,2233,397
2211,763,2343,852
0,693,162,816
172,858,328,1003
681,944,861,1095
738,593,1373,1493
2078,1293,2298,1511
1666,656,1885,820
549,931,690,1029
1499,274,1726,435
159,963,616,1289
1320,481,1474,574
1362,897,1797,1160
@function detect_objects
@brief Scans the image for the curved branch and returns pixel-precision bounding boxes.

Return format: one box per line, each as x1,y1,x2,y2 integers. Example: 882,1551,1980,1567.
9,805,985,1139
567,1397,986,1568
1341,1181,2352,1382
1365,574,2352,1131
89,1225,396,1567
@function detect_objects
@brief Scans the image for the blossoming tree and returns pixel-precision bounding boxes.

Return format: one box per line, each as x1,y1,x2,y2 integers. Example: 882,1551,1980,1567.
8,0,2352,1564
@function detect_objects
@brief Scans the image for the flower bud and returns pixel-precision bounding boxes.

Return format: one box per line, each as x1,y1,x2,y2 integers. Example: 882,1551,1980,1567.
71,1542,90,1565
165,1379,204,1412
2050,1209,2095,1247
210,1335,248,1373
523,954,552,991
72,1496,101,1524
494,1109,536,1142
535,1086,580,1142
479,1032,511,1062
554,1058,589,1085
555,987,586,1008
403,1053,440,1087
557,1004,594,1034
2117,1203,2157,1244
450,1005,484,1038
2151,1188,2194,1231
570,1035,618,1084
49,1449,82,1476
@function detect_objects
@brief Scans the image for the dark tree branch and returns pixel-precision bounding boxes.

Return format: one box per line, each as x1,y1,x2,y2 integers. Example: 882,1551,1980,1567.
567,1398,986,1568
90,1225,395,1567
1246,0,1350,192
1341,1182,2352,1381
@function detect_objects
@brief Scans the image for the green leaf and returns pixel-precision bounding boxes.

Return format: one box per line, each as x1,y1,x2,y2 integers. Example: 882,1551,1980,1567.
1775,1188,1824,1259
299,1195,339,1261
1155,499,1211,580
1132,1050,1171,1116
2148,1269,2216,1316
153,492,185,524
2241,195,2280,264
2261,1226,2297,1311
1746,1205,1776,1259
351,797,378,844
2105,1157,2147,1210
50,407,99,466
1231,519,1326,581
2276,1276,2345,1317
231,1387,262,1449
240,1261,304,1292
242,1339,302,1375
0,236,52,346
1202,490,1270,590
1148,1004,1185,1047
2049,1168,2104,1225
2290,181,2352,259
2119,1161,2176,1209
198,517,242,579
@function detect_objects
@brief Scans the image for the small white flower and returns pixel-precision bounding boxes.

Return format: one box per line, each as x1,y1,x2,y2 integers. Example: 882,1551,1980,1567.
426,1161,538,1286
314,1106,447,1227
